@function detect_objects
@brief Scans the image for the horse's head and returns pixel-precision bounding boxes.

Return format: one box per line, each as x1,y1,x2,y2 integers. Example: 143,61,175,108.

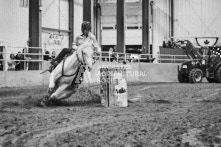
77,43,94,71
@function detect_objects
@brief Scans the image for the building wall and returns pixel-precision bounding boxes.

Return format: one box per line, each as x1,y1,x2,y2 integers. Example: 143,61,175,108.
42,0,69,30
100,1,142,46
152,0,170,58
42,0,69,54
0,0,29,53
153,0,221,57
99,0,221,58
0,0,84,69
1,0,221,56
174,0,221,45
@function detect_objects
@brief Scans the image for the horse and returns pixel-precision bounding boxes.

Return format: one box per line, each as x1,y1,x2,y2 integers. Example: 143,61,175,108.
41,42,95,106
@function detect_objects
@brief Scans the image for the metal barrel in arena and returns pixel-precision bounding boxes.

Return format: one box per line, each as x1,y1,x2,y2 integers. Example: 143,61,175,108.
100,67,128,107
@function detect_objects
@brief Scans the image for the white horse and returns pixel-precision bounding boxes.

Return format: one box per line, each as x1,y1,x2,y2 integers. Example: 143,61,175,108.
41,43,95,106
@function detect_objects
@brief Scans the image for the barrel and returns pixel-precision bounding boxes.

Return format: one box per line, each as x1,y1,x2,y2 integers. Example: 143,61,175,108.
100,67,128,107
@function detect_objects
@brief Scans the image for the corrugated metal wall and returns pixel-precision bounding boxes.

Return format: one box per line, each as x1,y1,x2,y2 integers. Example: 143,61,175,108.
152,0,170,56
74,0,83,38
41,0,69,52
174,0,221,44
42,0,69,30
0,0,29,48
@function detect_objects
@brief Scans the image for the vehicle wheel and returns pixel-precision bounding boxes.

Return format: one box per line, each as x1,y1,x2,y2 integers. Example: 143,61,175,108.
215,66,221,83
189,68,203,83
178,73,189,83
206,78,216,83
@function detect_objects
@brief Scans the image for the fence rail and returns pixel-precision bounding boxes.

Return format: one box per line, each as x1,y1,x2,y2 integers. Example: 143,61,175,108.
0,45,191,71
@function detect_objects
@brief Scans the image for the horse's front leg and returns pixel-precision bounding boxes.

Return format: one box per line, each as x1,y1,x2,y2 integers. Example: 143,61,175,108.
48,72,56,93
40,83,67,107
49,84,69,100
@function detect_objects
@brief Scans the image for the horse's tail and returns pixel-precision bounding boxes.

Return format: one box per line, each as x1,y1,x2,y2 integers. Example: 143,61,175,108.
40,68,50,74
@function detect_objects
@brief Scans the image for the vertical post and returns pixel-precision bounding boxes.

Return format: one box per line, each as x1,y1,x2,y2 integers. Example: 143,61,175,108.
59,0,61,32
116,0,125,53
1,46,7,71
170,0,174,41
69,0,74,48
142,0,150,54
29,0,42,70
83,0,96,34
83,0,91,22
94,1,101,46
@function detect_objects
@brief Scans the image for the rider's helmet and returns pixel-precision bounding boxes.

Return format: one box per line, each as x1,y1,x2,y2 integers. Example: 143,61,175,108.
81,21,91,32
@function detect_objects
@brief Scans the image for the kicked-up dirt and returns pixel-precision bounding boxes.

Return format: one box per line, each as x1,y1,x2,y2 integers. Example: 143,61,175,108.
1,82,221,147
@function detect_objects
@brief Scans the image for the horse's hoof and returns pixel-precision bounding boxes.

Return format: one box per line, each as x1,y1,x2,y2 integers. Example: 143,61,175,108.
48,97,61,106
48,88,53,94
40,99,48,107
48,88,53,92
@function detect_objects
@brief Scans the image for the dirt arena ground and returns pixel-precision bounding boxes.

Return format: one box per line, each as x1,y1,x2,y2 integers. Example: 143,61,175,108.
1,82,221,147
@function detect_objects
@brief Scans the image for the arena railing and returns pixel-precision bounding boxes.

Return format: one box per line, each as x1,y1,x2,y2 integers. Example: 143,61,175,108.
98,51,190,63
0,45,193,71
0,46,44,71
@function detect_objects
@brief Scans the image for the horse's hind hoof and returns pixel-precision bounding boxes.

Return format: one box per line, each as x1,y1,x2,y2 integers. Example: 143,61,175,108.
40,100,48,107
48,88,53,92
48,88,54,94
39,97,49,107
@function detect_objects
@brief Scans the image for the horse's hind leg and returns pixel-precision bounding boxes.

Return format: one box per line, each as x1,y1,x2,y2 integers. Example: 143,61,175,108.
58,87,78,100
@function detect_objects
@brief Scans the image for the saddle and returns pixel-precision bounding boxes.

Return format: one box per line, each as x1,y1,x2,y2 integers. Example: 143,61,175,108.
40,52,73,74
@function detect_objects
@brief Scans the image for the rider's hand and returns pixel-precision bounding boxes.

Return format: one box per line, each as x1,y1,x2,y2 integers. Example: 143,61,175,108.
72,44,78,50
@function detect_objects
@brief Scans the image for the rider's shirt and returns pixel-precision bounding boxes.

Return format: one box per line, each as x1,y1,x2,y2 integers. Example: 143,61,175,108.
72,32,101,54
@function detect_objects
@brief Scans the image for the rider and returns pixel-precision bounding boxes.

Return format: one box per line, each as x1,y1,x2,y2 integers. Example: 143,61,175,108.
49,21,101,72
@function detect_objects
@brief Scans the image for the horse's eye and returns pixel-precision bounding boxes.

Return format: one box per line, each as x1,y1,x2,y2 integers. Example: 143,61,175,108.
83,52,86,55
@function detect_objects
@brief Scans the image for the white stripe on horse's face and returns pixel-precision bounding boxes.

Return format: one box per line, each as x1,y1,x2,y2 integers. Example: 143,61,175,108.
81,45,94,71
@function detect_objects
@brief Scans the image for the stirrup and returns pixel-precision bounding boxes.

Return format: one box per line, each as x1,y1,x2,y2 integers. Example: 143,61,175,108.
40,65,54,74
40,68,51,74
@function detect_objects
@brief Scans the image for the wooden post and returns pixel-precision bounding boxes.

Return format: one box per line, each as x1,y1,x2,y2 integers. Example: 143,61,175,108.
69,0,74,48
142,0,150,54
116,0,125,53
170,0,174,41
83,0,92,22
29,0,42,70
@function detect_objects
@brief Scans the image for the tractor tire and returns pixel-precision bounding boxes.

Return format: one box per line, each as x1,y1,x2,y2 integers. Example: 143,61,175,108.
178,73,189,83
215,66,221,83
206,78,216,83
189,68,203,83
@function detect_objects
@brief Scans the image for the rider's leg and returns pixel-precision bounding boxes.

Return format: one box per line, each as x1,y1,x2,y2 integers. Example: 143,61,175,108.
49,48,73,71
52,48,73,63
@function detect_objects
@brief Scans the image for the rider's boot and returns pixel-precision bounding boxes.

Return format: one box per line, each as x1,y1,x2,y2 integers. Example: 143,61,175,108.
49,60,58,72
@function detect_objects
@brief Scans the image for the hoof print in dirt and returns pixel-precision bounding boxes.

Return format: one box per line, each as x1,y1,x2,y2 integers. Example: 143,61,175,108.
152,100,172,104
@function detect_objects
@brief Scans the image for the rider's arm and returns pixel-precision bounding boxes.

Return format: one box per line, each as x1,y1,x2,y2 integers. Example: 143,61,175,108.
72,35,81,50
89,33,101,54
